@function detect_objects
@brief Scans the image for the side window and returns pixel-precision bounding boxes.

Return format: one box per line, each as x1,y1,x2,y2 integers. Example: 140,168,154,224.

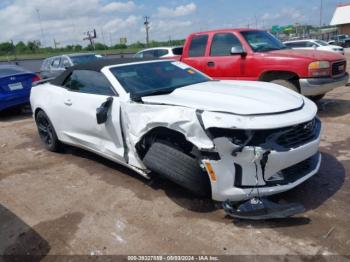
142,50,155,58
210,33,242,56
188,35,208,57
41,59,51,71
135,52,143,58
172,47,183,55
63,70,116,96
154,49,168,57
61,58,71,68
306,41,316,47
295,41,307,47
51,58,61,68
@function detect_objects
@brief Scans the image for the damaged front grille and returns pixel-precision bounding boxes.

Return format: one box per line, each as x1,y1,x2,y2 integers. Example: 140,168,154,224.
274,118,320,149
266,153,320,186
208,117,321,151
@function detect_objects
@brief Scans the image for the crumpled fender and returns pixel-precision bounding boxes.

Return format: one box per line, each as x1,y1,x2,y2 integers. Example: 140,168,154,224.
120,101,214,169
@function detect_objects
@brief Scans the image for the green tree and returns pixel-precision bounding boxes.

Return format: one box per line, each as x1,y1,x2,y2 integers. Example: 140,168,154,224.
27,40,41,52
74,45,82,51
0,42,15,54
15,41,27,53
94,42,108,50
113,44,127,49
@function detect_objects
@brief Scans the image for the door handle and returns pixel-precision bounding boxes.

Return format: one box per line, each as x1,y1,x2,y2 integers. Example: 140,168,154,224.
207,61,215,67
64,99,72,106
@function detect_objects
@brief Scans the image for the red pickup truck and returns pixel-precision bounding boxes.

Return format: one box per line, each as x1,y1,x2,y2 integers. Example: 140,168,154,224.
177,29,349,100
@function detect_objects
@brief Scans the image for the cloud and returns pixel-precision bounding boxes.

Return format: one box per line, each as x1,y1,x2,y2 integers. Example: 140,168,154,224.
157,3,196,18
104,15,139,32
101,1,136,13
261,8,306,23
0,0,143,46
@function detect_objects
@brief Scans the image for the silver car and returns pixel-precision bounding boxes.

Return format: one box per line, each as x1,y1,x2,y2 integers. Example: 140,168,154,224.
40,53,102,79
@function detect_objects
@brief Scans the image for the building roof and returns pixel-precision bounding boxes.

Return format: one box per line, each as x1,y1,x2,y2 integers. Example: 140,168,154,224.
330,3,350,26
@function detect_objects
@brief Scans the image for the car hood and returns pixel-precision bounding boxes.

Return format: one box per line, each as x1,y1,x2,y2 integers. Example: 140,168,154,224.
264,49,345,60
141,80,304,115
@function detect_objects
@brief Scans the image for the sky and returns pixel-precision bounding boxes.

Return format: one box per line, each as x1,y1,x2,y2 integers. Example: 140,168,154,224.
0,0,344,47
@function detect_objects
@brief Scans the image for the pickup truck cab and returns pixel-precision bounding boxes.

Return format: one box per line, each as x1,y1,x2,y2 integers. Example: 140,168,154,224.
178,29,348,100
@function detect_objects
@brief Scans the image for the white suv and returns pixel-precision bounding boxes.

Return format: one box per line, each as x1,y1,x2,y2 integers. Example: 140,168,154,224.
134,46,183,59
283,39,344,55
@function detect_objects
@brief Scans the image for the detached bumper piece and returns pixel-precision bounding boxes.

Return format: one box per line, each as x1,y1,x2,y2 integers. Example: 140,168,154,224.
223,197,305,220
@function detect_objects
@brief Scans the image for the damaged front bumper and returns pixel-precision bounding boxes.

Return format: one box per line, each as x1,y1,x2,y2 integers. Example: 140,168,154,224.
201,119,322,202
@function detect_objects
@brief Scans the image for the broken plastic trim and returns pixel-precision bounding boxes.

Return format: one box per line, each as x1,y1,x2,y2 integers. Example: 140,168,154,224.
223,197,305,220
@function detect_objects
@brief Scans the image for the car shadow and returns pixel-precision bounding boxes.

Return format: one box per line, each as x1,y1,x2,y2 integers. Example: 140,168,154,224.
0,204,50,261
317,96,350,118
58,145,345,226
233,151,345,228
0,106,32,122
60,145,219,213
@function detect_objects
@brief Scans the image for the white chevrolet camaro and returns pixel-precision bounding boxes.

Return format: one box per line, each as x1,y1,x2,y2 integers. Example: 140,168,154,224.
30,59,321,202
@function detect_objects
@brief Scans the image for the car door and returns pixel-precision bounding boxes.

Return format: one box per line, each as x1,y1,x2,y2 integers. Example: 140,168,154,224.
50,57,65,77
58,69,125,162
181,34,209,74
205,32,244,79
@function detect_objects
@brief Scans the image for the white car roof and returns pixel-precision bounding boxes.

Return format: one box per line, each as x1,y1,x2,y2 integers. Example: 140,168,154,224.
284,39,318,43
137,46,183,52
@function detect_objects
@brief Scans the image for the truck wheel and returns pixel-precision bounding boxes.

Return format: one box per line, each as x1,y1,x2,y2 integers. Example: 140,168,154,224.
35,110,62,152
270,79,299,93
143,141,211,197
309,94,325,102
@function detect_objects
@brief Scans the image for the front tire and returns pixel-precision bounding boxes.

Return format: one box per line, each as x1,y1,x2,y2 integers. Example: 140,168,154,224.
143,141,211,197
35,110,61,152
270,79,299,93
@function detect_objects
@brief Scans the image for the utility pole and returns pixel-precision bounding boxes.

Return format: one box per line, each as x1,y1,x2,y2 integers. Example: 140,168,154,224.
319,0,323,27
53,39,60,49
83,29,97,50
11,40,17,63
35,8,45,47
144,16,150,47
254,15,258,28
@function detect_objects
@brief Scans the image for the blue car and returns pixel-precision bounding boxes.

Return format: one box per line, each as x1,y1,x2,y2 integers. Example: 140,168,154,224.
0,64,40,111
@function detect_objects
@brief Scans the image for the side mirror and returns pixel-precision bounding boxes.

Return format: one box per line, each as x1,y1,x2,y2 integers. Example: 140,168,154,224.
230,46,246,56
96,97,113,124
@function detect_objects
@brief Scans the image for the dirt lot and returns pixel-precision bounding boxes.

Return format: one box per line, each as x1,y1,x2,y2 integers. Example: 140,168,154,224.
1,59,350,258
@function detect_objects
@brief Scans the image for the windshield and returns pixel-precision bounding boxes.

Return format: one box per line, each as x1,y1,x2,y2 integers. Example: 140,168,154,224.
241,31,287,52
314,40,328,46
69,55,99,65
110,61,210,99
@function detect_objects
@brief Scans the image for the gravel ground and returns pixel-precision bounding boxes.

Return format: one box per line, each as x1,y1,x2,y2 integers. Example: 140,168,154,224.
0,58,350,258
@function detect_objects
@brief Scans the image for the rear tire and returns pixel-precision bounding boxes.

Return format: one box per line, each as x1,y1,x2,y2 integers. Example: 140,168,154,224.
35,110,62,152
143,141,211,197
270,79,299,93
